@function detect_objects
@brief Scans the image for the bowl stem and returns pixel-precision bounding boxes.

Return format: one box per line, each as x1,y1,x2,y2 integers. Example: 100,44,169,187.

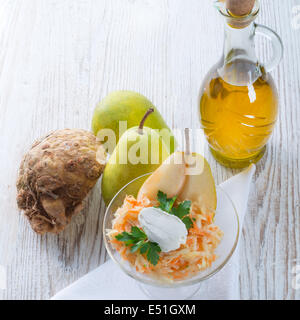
138,282,202,300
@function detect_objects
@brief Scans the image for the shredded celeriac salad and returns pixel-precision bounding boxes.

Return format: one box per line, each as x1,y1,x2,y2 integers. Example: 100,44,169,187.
107,195,223,282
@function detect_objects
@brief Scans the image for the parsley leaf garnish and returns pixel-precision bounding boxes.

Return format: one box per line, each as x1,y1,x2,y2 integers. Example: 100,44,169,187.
130,240,145,253
131,226,147,240
147,243,161,266
156,191,177,212
171,201,191,219
157,191,194,230
140,242,161,266
115,226,161,266
115,231,137,246
182,216,194,230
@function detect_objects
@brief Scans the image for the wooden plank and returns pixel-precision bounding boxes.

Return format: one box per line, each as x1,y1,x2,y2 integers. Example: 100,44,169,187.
0,0,298,300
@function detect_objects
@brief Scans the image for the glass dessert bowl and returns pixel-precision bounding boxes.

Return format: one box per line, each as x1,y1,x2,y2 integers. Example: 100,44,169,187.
103,173,239,299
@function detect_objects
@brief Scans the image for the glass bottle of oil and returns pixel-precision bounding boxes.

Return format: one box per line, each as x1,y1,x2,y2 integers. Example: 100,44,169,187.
199,0,283,168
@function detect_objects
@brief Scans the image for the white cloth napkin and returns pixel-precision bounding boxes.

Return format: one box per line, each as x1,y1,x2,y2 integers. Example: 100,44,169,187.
51,164,256,300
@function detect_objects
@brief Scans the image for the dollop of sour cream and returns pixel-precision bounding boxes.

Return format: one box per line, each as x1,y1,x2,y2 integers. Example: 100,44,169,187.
138,207,187,252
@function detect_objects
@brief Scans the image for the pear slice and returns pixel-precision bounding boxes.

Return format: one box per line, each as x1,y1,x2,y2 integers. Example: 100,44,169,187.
137,151,186,201
178,152,217,213
137,150,217,214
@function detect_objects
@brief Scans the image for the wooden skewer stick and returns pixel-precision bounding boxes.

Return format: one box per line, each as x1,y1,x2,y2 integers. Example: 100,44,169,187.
184,128,191,156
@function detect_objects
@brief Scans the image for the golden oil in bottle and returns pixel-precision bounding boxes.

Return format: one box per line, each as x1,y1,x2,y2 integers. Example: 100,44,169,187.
199,62,278,168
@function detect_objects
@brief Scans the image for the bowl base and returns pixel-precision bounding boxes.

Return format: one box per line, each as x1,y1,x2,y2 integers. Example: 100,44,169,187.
138,282,202,300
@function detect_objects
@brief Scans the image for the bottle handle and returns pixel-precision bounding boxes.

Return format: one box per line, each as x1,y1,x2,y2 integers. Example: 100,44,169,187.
254,23,283,73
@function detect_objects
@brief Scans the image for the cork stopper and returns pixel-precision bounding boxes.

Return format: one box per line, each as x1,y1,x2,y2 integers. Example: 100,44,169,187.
226,0,255,16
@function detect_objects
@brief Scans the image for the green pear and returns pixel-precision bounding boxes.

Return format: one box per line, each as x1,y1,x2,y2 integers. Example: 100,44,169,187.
92,91,176,154
101,109,170,205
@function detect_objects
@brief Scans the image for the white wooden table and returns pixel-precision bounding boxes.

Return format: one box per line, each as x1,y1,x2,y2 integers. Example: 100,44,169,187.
0,0,299,300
